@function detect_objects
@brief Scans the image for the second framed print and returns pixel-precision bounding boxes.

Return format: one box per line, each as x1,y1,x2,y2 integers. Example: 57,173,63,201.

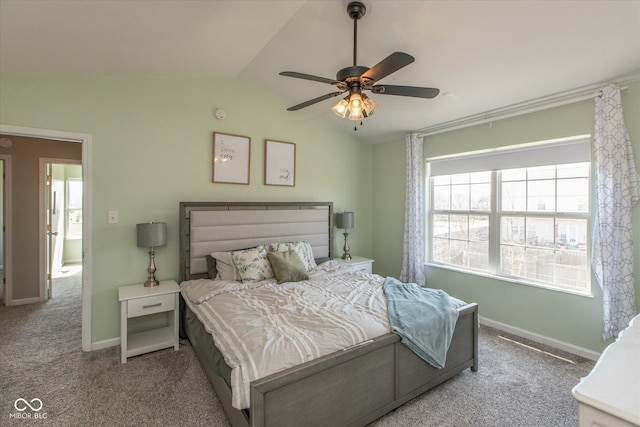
264,139,296,186
212,132,251,185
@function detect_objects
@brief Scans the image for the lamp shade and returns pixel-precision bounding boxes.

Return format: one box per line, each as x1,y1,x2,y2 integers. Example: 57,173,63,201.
335,212,354,230
136,222,167,248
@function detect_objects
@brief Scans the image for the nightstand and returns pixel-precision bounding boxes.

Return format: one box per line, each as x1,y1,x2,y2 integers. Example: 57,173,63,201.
118,280,180,363
334,256,374,274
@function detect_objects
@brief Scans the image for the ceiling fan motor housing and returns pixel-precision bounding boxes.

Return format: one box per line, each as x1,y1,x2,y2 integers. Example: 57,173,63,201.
336,65,369,82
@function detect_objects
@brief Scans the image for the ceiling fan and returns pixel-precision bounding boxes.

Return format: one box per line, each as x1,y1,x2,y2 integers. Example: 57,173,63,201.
280,1,439,129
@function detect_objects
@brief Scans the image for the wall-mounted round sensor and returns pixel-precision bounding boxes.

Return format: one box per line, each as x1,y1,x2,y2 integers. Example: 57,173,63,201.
215,109,226,120
0,137,13,148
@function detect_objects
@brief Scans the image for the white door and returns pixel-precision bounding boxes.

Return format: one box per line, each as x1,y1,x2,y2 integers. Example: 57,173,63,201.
41,160,81,299
45,163,58,298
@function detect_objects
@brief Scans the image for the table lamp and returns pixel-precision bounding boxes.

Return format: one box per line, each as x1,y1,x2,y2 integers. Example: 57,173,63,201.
335,212,354,260
136,222,167,287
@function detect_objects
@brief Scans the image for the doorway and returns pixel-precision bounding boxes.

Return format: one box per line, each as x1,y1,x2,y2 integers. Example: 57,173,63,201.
42,160,82,299
0,124,92,351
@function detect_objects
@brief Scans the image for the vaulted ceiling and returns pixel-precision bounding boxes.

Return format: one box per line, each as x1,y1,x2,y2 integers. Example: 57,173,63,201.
1,0,638,143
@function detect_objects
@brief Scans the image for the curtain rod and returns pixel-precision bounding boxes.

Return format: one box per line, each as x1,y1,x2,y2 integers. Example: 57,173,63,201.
416,80,635,138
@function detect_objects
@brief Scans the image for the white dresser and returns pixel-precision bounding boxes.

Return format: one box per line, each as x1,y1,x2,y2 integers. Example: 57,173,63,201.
572,314,640,427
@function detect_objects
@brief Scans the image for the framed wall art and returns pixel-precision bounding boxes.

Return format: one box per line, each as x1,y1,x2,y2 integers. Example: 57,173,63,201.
264,139,296,186
212,132,251,185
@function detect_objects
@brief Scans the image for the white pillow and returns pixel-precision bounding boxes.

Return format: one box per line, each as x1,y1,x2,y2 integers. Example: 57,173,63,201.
210,251,240,281
268,241,317,271
297,241,318,270
231,245,274,283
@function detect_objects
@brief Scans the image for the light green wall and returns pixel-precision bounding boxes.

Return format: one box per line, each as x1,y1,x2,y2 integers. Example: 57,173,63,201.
0,76,373,344
372,138,405,277
372,82,640,354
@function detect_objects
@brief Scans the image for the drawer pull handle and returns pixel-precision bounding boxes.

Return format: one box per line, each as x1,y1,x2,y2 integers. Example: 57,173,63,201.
143,303,162,309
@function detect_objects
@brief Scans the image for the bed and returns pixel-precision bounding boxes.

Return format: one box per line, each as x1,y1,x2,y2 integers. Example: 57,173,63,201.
179,201,479,427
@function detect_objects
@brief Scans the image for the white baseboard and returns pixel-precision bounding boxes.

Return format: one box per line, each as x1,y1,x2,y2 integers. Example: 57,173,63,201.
479,316,601,361
91,337,120,351
7,296,43,306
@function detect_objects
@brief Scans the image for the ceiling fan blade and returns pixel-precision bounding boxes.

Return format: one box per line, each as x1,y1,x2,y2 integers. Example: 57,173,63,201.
372,85,440,99
361,52,415,82
280,71,339,85
287,92,343,111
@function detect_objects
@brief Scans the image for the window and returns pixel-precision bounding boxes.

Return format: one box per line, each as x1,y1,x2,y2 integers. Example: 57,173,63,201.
427,136,591,295
67,178,82,239
432,172,491,271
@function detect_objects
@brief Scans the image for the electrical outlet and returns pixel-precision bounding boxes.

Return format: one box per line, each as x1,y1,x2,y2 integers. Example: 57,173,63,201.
107,211,119,224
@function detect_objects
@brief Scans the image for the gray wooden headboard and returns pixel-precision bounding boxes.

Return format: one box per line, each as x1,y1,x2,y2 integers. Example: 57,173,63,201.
179,201,333,282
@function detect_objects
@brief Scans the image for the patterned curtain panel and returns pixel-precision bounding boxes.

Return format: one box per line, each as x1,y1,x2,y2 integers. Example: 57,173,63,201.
400,133,425,286
592,84,640,340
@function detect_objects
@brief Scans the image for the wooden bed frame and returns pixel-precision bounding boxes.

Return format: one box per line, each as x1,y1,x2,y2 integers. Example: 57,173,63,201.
179,201,479,427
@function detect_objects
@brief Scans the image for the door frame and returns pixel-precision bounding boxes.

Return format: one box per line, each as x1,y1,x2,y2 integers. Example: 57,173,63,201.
0,124,92,352
0,154,13,306
39,158,82,300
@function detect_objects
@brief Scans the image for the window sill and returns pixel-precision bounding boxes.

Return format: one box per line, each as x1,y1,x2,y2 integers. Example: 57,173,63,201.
424,262,593,298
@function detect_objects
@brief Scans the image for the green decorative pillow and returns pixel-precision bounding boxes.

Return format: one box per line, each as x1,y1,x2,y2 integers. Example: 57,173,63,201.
267,250,309,284
231,245,274,283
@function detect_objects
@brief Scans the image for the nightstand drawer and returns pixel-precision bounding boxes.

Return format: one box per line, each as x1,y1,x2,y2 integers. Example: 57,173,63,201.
349,263,372,274
127,293,175,318
333,256,374,274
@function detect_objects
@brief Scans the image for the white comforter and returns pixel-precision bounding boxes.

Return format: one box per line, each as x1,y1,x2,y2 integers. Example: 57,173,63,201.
180,261,391,410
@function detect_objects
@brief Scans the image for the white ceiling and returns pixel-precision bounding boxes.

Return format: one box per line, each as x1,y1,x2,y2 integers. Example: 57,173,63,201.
1,0,639,143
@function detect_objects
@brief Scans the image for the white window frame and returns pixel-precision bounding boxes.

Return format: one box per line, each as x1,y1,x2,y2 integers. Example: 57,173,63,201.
426,135,592,296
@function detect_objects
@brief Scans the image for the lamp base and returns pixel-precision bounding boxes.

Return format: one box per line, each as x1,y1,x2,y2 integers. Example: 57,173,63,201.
341,230,351,260
144,249,160,287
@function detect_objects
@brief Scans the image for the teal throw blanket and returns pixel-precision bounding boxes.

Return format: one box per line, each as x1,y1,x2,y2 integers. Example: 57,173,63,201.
383,277,459,368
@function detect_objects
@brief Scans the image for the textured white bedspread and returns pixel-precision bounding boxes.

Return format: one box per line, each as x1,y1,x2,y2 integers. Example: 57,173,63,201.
180,261,391,410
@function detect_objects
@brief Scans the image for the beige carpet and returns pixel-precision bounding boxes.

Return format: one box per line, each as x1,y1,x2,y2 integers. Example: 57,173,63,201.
0,273,594,426
0,272,227,426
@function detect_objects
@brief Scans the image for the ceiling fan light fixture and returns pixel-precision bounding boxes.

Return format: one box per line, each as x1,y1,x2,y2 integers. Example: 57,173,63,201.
332,97,349,118
348,108,364,121
333,91,374,121
362,94,377,116
347,91,365,120
348,92,362,109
